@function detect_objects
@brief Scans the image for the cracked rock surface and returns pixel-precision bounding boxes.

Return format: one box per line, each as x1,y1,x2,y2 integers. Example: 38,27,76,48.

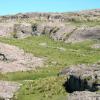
0,43,44,73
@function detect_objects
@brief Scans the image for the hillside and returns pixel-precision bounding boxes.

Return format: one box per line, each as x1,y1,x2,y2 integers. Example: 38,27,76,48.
0,9,99,100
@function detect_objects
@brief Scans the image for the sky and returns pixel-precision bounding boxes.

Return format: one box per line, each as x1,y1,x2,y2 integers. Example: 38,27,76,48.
0,0,100,15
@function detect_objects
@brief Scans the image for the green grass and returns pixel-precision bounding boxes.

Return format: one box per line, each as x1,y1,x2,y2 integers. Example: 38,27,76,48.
0,67,61,81
0,36,99,100
14,76,67,100
0,36,99,66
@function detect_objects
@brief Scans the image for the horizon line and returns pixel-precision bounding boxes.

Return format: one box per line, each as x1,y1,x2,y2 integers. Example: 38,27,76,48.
0,8,100,16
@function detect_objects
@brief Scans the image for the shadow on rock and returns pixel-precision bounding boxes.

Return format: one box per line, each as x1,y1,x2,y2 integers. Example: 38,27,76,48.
63,75,99,93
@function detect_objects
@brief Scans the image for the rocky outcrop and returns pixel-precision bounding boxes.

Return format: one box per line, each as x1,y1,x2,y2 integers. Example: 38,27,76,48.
66,26,100,43
50,25,77,41
0,43,44,73
59,64,100,99
13,23,33,38
0,23,33,38
0,9,100,42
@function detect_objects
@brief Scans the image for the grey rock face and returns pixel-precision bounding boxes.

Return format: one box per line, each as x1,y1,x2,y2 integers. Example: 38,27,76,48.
0,43,44,73
13,23,33,38
59,64,100,93
59,64,100,100
67,26,100,43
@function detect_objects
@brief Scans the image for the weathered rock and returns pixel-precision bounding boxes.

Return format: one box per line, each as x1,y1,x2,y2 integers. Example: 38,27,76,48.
59,64,100,93
0,81,21,100
13,23,33,38
0,43,44,73
0,23,33,38
68,91,100,100
66,26,100,43
50,25,76,41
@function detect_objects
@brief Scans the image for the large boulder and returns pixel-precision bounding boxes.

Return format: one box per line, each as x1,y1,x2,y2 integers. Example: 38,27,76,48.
66,26,100,43
0,23,33,38
59,64,100,93
13,23,33,38
59,64,100,100
0,23,14,37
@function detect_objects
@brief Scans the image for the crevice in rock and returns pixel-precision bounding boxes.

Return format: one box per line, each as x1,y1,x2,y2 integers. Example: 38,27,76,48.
64,28,77,41
0,53,7,61
63,75,99,93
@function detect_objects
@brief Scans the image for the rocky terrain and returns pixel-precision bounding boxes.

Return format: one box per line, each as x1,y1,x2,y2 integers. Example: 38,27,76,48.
0,9,100,42
0,42,44,100
0,9,99,100
59,64,100,100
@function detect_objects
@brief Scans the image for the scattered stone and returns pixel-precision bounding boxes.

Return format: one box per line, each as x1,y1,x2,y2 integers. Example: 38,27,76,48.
13,23,33,38
39,43,47,47
67,26,100,43
50,25,76,41
59,64,100,92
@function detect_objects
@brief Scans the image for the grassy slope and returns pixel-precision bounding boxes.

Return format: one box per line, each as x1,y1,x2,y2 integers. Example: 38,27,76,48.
0,36,99,100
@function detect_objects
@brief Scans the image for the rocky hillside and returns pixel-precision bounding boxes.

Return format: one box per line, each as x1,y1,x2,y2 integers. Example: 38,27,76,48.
0,9,100,100
0,9,100,42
